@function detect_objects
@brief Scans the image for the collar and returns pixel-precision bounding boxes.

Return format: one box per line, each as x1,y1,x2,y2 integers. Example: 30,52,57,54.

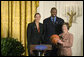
51,16,56,22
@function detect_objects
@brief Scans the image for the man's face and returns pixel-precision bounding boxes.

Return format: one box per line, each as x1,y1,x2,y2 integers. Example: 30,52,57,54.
51,9,57,17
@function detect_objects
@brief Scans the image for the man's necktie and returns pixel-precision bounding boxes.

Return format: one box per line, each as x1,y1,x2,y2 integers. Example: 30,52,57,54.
52,18,54,24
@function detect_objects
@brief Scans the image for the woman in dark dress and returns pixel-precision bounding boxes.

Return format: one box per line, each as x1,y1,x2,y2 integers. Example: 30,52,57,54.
27,13,44,56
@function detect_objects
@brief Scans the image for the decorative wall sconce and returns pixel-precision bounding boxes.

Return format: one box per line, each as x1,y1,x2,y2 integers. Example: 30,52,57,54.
67,10,76,28
63,4,82,28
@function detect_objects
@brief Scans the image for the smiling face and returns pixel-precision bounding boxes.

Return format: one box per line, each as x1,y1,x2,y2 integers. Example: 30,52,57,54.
51,8,57,17
62,24,68,33
35,14,41,23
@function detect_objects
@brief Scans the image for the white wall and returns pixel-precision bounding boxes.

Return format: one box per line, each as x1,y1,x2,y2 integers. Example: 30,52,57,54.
37,1,83,56
37,1,56,23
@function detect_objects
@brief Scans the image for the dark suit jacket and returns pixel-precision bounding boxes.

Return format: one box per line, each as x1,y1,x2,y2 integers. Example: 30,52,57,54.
27,21,44,55
43,16,64,44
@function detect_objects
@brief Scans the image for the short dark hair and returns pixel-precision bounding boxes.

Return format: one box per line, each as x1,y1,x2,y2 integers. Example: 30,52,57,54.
34,13,41,18
62,22,69,30
51,7,57,12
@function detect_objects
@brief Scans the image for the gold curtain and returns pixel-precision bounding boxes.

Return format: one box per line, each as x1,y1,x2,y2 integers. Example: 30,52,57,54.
1,1,39,56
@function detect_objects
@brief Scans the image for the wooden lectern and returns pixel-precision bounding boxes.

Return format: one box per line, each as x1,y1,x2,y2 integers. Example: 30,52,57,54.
30,44,52,56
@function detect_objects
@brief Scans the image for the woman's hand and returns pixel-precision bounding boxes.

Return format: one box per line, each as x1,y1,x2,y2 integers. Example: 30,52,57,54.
58,40,63,44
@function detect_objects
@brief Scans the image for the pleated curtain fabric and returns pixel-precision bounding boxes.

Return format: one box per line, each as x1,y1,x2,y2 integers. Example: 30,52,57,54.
1,1,39,56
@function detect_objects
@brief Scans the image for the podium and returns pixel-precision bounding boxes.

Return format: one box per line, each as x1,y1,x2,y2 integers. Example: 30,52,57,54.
30,44,52,56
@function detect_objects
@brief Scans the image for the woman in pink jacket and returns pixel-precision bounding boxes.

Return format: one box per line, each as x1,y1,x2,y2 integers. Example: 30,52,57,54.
57,23,73,56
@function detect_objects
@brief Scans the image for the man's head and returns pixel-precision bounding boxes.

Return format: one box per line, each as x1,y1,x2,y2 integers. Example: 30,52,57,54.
50,7,57,17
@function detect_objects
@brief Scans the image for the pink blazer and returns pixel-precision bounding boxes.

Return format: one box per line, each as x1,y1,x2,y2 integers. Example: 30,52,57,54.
57,32,73,56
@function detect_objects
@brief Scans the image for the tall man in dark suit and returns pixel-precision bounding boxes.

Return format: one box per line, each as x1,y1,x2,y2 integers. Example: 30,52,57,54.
43,7,64,56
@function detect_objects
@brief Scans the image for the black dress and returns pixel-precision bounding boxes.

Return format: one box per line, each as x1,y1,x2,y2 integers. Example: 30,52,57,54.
27,21,44,56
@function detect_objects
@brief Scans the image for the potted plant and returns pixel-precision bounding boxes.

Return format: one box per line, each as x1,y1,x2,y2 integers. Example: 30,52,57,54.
1,37,25,56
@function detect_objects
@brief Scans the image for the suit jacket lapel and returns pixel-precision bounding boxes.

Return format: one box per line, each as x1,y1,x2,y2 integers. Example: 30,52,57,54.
33,22,38,33
55,17,59,24
34,21,41,33
49,16,59,25
39,23,42,33
49,17,54,25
